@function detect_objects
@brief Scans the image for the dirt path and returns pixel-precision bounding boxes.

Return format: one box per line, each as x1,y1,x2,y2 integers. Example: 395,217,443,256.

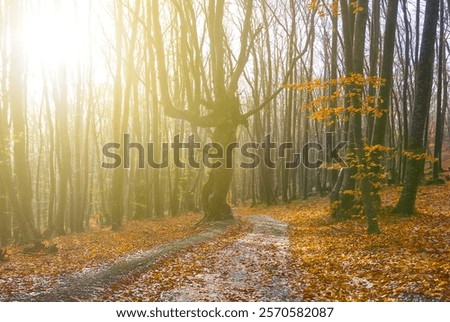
159,215,294,301
6,215,294,302
6,220,234,302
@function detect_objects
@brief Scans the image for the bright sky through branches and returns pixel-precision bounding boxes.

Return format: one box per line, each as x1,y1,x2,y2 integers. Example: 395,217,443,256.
21,1,111,95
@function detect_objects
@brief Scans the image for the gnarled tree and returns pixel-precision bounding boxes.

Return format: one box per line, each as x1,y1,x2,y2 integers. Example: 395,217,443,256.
151,0,313,221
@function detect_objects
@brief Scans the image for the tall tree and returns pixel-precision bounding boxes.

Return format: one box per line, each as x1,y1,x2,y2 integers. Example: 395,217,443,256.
8,0,40,241
395,0,440,215
350,0,381,234
110,1,125,230
432,0,446,181
372,0,400,147
369,0,400,206
400,0,412,183
152,0,254,221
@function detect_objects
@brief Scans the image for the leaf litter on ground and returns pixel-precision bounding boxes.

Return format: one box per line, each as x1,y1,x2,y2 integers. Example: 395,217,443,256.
1,183,449,302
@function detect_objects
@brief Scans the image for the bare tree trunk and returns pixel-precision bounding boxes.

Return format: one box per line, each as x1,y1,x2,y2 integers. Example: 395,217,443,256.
111,2,125,230
367,0,380,141
351,0,381,234
9,0,39,241
152,0,254,222
332,0,356,218
53,61,71,236
369,0,400,207
0,181,11,246
401,0,411,183
433,0,446,181
395,0,440,215
202,121,238,221
329,0,339,188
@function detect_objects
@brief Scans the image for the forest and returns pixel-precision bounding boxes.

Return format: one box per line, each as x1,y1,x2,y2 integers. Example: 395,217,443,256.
0,0,449,302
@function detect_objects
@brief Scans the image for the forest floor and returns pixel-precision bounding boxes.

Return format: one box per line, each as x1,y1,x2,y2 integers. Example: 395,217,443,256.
95,215,294,302
0,182,449,302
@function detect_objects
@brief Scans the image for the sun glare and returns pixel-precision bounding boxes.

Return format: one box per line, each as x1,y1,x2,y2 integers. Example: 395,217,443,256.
18,1,115,99
22,2,95,87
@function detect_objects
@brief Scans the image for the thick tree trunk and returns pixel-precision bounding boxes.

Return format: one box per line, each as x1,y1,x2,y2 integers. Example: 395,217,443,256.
202,167,234,221
151,0,253,222
395,0,440,215
201,123,237,221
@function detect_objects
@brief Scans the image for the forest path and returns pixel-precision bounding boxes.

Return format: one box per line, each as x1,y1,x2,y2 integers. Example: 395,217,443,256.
157,215,294,301
8,215,295,302
8,220,235,301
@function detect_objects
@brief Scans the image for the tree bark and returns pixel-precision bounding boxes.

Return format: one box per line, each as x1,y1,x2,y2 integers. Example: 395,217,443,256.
111,1,125,230
201,121,238,221
432,0,446,181
6,0,41,242
351,0,381,234
152,0,253,222
395,0,440,215
400,0,411,183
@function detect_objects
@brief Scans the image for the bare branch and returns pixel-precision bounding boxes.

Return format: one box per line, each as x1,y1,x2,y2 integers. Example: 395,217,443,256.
243,8,317,118
228,0,254,93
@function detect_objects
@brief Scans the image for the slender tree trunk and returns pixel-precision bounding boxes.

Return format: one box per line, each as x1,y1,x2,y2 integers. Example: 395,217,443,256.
329,0,339,187
367,0,380,141
433,0,446,181
372,0,400,146
9,0,39,240
351,0,381,234
111,2,125,230
369,0,400,208
332,0,356,218
401,0,411,183
54,61,71,236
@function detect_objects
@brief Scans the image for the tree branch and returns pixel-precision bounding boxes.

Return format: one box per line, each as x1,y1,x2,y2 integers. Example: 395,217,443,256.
228,0,255,93
243,8,317,119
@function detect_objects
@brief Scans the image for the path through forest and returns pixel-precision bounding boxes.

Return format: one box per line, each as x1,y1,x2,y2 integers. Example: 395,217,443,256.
7,220,233,301
159,215,293,301
7,215,294,301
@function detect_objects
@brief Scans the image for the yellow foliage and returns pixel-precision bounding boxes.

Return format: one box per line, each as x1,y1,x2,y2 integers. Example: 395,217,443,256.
332,0,339,16
403,151,438,162
308,0,321,10
284,74,386,117
364,144,392,153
